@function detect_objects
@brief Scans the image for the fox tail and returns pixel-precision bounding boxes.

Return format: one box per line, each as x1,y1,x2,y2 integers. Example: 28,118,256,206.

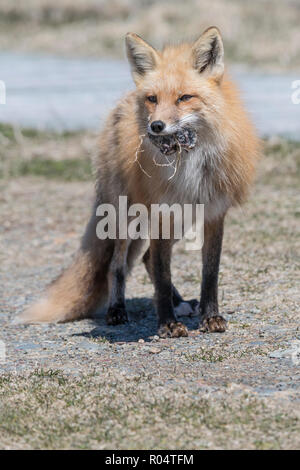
15,242,113,324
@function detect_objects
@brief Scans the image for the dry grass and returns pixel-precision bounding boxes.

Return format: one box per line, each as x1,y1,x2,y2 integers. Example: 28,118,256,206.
1,371,299,450
0,0,299,70
0,124,95,180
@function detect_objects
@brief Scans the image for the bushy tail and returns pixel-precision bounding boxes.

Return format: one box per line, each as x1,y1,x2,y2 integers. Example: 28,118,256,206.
16,245,112,324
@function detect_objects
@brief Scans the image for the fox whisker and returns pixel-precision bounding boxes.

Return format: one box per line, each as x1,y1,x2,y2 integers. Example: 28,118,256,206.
167,140,182,181
153,153,176,168
133,134,152,178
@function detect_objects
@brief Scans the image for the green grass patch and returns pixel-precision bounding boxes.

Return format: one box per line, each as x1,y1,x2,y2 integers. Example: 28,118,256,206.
0,123,93,180
0,122,81,142
17,158,91,180
0,157,92,181
184,348,224,363
263,138,300,157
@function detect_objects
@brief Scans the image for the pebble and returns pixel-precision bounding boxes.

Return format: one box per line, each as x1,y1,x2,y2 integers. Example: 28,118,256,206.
148,347,161,354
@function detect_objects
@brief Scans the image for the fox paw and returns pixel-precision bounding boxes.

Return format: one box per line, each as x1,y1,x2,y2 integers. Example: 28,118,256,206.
106,305,128,326
200,315,227,333
158,321,188,338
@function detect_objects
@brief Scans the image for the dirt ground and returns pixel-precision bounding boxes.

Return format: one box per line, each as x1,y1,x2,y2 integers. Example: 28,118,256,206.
0,131,299,449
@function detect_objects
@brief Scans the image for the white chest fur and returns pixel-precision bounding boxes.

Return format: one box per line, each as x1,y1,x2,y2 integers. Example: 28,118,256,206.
156,144,232,222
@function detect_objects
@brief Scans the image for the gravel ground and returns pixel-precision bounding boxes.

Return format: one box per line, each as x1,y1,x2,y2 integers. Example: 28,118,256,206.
0,137,299,449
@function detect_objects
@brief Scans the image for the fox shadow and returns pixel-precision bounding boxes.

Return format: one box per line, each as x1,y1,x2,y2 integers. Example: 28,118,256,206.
72,296,199,343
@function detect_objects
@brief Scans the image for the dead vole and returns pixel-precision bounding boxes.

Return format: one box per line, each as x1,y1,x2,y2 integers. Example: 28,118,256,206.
148,128,197,155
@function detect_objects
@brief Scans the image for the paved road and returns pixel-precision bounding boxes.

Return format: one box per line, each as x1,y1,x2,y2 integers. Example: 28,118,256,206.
0,52,299,138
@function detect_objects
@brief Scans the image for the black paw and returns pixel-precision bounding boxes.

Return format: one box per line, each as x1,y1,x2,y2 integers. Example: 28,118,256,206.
158,321,188,338
200,315,227,333
106,305,128,326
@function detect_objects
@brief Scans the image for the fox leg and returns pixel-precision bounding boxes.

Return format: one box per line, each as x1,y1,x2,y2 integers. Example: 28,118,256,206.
199,217,227,332
105,239,129,325
142,247,198,318
149,239,188,338
127,238,145,272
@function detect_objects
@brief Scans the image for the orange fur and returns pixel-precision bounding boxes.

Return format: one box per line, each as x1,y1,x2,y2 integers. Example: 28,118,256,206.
17,27,260,324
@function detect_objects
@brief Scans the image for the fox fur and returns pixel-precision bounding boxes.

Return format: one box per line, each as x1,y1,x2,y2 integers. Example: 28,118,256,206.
18,27,260,336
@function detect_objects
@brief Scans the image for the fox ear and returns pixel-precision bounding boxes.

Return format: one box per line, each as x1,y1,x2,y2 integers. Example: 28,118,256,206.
192,27,224,81
125,33,158,83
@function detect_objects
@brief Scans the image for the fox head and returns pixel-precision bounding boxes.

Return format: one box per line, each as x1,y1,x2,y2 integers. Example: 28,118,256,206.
125,27,225,139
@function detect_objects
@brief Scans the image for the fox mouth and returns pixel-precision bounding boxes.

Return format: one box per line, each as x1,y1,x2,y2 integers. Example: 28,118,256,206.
148,128,197,155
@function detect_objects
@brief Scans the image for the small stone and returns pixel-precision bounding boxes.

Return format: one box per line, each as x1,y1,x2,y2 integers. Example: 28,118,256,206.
149,347,161,354
250,308,260,314
138,339,145,344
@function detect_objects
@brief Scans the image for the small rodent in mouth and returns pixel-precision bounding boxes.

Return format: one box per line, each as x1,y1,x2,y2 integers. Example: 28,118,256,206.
148,128,197,155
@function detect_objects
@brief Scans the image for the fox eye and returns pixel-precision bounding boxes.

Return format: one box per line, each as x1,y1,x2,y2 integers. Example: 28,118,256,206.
147,95,157,103
178,94,194,102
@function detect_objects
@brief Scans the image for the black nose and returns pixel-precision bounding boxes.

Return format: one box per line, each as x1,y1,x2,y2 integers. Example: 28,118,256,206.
150,120,165,134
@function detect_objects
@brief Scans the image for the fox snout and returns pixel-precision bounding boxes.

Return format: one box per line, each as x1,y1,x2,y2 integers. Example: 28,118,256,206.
150,120,165,134
148,115,199,136
148,120,179,136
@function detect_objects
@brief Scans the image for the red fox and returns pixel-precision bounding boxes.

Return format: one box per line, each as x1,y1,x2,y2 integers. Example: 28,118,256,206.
18,27,260,337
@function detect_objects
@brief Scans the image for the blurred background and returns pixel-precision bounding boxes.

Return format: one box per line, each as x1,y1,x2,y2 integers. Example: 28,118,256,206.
1,3,300,450
0,0,300,134
0,0,299,177
0,0,299,67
